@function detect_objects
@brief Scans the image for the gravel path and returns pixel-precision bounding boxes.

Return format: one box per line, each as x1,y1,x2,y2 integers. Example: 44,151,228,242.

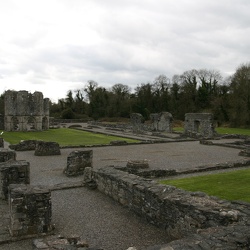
1,140,249,249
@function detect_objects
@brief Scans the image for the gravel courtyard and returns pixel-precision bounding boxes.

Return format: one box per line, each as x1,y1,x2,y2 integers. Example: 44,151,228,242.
1,140,249,249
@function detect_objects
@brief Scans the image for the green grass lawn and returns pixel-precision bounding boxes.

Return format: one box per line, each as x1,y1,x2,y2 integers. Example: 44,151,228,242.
160,169,250,203
1,128,139,146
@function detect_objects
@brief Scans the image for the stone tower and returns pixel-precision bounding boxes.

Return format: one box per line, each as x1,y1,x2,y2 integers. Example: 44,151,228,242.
4,90,50,131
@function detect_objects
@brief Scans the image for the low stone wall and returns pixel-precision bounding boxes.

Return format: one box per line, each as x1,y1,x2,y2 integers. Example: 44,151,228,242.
91,167,250,248
34,141,61,156
9,140,37,151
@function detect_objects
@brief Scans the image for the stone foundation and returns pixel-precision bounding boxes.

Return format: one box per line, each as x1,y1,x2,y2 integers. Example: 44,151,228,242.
0,160,30,200
64,150,93,176
9,184,53,237
9,140,37,151
0,149,16,162
34,141,61,156
91,167,250,247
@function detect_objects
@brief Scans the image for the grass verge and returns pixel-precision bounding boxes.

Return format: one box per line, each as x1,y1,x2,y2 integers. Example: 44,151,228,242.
1,128,139,146
159,168,250,203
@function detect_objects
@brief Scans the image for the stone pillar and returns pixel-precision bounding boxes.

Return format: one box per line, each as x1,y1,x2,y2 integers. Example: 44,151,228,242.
34,141,61,156
64,150,93,177
9,184,53,237
0,160,30,200
0,149,16,162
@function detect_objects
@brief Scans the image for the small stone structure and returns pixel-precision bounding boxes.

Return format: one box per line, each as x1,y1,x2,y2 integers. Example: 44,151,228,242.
126,160,149,170
130,113,144,133
4,90,50,132
9,140,37,151
64,150,93,177
184,113,215,138
0,148,16,162
150,112,173,132
34,141,61,156
0,160,30,200
9,184,53,237
239,147,250,157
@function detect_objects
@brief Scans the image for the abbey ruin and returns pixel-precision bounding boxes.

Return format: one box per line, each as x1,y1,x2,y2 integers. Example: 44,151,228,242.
4,90,50,132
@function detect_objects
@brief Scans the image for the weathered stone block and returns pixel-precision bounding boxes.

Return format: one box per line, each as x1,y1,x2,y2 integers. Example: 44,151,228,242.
0,160,30,200
0,148,16,162
64,150,93,177
34,141,61,156
127,160,149,169
9,140,37,151
9,184,53,237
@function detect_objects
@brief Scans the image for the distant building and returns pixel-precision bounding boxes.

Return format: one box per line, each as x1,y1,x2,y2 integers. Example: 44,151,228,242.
4,90,50,131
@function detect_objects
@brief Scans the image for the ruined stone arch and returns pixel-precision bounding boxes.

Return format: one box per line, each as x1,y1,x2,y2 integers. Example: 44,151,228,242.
27,116,36,131
10,116,19,131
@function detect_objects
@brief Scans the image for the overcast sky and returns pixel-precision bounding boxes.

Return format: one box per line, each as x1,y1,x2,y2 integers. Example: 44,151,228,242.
0,0,249,102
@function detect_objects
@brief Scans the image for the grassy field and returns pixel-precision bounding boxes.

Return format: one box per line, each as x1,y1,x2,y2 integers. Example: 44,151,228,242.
0,128,139,146
160,169,250,203
173,126,250,136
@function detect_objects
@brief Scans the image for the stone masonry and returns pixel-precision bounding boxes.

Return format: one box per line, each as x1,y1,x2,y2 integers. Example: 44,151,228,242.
34,141,61,156
64,150,93,177
130,113,144,133
4,90,50,132
91,166,250,247
0,148,16,162
0,160,30,200
184,113,215,138
150,112,173,132
9,184,53,237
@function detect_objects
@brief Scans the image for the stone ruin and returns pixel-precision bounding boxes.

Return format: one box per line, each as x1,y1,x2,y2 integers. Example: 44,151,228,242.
9,184,53,237
64,150,93,177
0,160,30,200
34,141,61,156
131,112,173,133
184,113,216,138
130,113,144,133
150,112,173,132
4,90,50,132
0,148,16,162
9,139,37,151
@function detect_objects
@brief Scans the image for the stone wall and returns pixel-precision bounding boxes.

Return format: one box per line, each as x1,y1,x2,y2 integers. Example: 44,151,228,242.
9,184,53,237
34,141,61,156
0,148,16,162
150,112,173,132
64,150,93,176
184,113,215,138
91,167,250,247
0,160,30,200
9,140,37,151
4,90,50,131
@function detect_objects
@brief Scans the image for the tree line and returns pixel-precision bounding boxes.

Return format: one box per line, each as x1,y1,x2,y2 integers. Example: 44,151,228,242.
1,62,250,127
